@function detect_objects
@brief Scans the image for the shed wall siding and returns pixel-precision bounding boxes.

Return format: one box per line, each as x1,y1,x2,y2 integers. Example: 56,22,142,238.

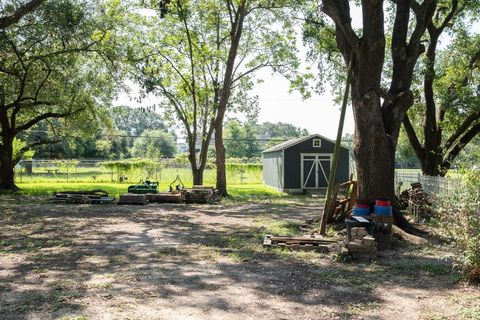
283,137,350,189
262,151,284,189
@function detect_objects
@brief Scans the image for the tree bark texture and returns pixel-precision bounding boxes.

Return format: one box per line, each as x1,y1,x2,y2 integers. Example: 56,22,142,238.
214,121,227,195
321,0,439,231
214,0,247,197
0,0,46,29
0,133,16,190
192,166,204,186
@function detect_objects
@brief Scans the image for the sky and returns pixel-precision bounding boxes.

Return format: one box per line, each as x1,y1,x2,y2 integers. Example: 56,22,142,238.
248,70,354,140
114,5,479,141
114,34,355,141
114,6,363,141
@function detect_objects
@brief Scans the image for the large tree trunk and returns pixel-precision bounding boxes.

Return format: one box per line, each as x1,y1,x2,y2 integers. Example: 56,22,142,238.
214,119,227,196
351,59,415,232
0,134,17,191
213,0,246,197
352,94,416,231
192,167,203,186
421,151,444,176
187,137,203,186
351,82,396,201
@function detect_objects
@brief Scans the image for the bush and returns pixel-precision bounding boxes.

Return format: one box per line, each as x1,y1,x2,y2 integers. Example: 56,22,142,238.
435,170,480,284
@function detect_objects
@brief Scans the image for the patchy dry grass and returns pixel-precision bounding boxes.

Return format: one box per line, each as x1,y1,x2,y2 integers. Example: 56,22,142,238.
0,196,478,320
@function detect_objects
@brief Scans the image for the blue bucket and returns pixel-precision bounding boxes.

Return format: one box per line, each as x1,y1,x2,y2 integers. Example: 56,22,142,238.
352,206,371,216
374,205,392,216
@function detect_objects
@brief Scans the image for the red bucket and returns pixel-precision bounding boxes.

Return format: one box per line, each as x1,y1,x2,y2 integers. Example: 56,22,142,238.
355,203,370,209
375,199,391,207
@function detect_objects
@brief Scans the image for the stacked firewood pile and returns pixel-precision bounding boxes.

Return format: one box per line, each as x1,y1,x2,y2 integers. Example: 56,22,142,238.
404,182,432,221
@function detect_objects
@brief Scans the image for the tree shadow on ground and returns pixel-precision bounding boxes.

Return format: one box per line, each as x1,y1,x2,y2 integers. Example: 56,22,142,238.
0,201,463,319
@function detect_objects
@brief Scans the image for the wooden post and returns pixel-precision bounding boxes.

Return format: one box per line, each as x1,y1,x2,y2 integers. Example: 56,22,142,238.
320,55,353,235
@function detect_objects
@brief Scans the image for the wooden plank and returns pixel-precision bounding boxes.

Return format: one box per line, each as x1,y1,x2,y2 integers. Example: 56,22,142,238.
268,236,336,243
265,235,337,244
263,238,330,253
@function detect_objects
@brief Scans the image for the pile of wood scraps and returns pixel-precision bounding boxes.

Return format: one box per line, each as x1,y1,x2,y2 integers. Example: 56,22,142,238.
50,190,115,204
263,234,337,253
118,193,148,205
147,192,183,203
183,186,217,204
118,186,219,205
319,180,357,235
405,182,432,221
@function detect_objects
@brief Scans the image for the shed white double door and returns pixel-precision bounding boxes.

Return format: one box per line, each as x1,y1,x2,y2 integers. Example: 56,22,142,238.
301,154,332,189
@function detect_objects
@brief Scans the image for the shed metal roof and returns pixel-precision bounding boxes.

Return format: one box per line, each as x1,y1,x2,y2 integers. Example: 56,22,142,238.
262,134,348,153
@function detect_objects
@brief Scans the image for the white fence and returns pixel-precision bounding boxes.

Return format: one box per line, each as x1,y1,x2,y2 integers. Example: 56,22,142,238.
394,170,464,198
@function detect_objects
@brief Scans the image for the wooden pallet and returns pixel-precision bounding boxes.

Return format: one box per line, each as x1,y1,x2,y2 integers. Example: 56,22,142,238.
147,192,183,203
183,188,215,204
118,193,148,205
50,191,115,204
263,235,336,252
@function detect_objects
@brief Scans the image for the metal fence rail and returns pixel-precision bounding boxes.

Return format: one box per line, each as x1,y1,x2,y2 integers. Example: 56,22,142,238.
395,170,464,198
14,159,263,185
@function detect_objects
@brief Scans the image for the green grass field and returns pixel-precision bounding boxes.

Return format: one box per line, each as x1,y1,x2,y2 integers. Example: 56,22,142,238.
15,182,288,201
12,167,430,199
13,163,275,199
15,166,263,185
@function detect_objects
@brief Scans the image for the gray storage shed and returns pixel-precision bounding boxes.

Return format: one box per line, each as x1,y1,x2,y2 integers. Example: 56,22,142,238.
262,134,351,194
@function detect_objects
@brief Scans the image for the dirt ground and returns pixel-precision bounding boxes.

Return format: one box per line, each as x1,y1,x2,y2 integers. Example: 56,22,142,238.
0,196,479,320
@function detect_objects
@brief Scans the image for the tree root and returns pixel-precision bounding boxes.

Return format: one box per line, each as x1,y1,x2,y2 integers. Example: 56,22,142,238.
393,203,427,236
392,225,428,245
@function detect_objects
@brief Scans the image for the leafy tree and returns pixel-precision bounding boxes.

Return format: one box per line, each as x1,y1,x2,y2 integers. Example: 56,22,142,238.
0,0,117,190
396,127,419,169
111,105,166,137
304,1,476,229
130,129,177,159
256,121,309,139
129,0,304,192
224,118,259,158
404,28,480,176
13,138,34,164
26,116,130,160
94,131,131,159
456,137,480,169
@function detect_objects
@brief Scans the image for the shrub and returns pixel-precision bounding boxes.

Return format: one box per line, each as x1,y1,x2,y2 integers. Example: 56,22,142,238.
435,170,480,284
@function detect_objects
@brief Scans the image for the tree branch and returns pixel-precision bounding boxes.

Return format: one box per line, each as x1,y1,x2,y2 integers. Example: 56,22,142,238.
0,0,46,29
443,121,480,169
444,111,480,152
402,114,425,161
14,137,61,164
15,108,85,134
321,0,359,54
